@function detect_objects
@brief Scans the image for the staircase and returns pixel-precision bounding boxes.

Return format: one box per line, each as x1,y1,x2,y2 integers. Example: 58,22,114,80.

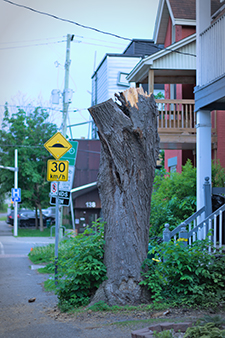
163,177,225,252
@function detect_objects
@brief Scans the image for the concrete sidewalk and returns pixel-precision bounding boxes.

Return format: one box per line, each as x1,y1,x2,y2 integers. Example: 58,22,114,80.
0,256,83,338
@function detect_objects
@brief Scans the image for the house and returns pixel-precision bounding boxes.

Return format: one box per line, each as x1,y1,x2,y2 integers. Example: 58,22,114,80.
127,0,225,209
91,39,164,138
70,139,101,233
195,0,225,209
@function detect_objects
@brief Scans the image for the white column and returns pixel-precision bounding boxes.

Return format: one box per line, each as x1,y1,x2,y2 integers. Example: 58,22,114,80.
196,0,211,210
196,110,211,210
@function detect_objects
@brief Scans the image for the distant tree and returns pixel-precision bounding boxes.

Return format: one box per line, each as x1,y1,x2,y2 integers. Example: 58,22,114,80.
0,104,58,230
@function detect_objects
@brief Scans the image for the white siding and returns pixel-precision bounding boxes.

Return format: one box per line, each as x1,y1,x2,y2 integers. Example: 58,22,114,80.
107,57,141,100
152,41,196,70
92,55,141,106
92,58,108,105
200,14,225,86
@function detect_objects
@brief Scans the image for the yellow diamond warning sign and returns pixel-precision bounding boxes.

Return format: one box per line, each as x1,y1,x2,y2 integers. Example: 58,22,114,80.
44,132,72,160
47,160,69,182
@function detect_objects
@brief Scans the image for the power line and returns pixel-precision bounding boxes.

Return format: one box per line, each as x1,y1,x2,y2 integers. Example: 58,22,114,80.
3,0,196,57
3,0,132,42
0,39,66,50
0,36,66,45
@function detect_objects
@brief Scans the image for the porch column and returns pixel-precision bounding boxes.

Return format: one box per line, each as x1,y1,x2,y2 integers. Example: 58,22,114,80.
196,110,211,210
196,0,211,210
148,69,154,95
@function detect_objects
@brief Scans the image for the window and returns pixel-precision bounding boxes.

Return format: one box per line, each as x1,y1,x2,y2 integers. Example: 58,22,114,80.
117,72,130,87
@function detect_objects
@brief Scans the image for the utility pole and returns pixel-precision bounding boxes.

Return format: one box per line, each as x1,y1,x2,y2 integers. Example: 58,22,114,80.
62,34,72,137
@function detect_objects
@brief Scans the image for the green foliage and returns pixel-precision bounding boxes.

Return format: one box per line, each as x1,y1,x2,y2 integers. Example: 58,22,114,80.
212,160,225,188
56,221,107,311
154,92,165,99
88,301,110,311
150,160,196,237
154,330,173,338
28,243,55,263
184,322,225,338
18,228,52,237
197,315,225,329
0,104,58,222
141,239,225,307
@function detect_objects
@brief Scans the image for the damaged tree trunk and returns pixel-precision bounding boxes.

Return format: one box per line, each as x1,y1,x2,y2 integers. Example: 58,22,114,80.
88,87,160,306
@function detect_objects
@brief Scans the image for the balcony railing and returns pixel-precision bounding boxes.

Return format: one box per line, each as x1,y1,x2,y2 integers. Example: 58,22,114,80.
200,13,225,86
155,99,196,131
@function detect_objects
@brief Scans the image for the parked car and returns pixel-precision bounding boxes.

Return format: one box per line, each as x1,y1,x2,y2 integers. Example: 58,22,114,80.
42,207,56,226
6,210,20,225
7,208,55,227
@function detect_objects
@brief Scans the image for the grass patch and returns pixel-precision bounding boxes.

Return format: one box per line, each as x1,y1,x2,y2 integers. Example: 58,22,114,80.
0,216,7,221
87,301,170,313
29,243,55,263
16,228,52,237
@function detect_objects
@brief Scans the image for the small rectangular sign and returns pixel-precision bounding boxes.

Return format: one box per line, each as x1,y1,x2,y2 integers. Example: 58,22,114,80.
47,160,69,182
51,182,58,196
11,188,21,202
50,196,70,207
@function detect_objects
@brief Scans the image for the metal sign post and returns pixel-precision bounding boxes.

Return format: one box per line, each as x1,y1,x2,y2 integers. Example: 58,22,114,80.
54,181,59,284
44,132,72,284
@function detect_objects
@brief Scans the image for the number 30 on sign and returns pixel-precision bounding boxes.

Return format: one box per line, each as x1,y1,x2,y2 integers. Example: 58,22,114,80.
47,160,69,182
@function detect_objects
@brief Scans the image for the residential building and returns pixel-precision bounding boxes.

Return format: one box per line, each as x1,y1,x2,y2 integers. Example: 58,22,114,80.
91,39,164,138
127,0,225,209
71,139,101,233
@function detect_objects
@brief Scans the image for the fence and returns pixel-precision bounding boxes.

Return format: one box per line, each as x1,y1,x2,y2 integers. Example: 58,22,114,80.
155,99,195,130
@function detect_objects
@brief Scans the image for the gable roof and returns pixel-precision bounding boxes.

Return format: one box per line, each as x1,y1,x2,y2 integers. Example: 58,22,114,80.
153,0,196,44
154,0,224,44
169,0,196,20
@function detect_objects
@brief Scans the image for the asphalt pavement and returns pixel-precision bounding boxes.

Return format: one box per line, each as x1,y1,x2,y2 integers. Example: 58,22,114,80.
0,218,83,338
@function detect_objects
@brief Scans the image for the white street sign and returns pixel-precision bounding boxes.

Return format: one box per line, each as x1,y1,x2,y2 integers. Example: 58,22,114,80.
59,166,75,191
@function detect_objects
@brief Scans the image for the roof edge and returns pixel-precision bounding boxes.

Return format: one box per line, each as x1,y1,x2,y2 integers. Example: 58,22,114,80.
127,33,196,82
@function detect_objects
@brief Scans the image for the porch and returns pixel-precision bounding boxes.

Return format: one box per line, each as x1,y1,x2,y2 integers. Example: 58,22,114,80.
155,99,217,150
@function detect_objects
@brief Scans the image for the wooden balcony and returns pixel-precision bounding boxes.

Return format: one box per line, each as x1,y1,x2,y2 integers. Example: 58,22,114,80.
155,99,217,150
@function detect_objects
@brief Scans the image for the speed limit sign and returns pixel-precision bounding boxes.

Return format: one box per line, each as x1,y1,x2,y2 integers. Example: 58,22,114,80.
47,160,69,182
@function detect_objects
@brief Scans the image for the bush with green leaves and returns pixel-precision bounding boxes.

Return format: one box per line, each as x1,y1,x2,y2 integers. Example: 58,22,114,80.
55,221,106,311
29,220,107,311
141,238,225,307
184,322,225,338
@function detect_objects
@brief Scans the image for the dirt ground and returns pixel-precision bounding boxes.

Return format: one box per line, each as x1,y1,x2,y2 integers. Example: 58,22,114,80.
46,303,225,338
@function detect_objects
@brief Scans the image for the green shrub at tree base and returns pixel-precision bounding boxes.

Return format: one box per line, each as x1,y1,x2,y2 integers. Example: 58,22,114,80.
46,221,107,311
141,238,225,308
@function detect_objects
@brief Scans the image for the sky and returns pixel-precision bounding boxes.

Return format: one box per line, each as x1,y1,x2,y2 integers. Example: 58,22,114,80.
0,0,159,139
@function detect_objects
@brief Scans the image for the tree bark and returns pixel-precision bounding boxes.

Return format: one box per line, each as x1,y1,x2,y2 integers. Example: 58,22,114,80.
88,88,160,306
